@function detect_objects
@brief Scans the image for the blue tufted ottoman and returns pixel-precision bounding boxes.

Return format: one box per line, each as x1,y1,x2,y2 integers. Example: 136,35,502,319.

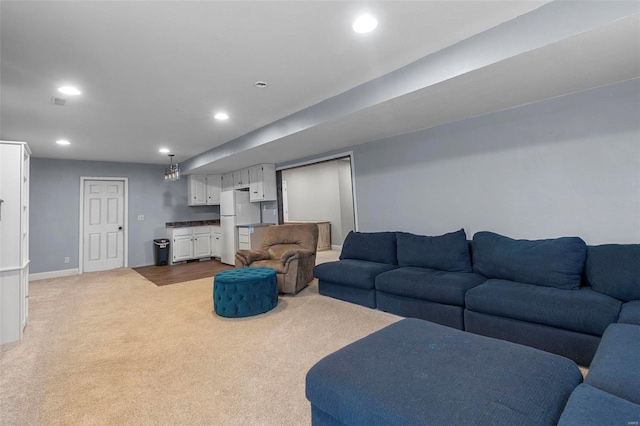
213,267,278,318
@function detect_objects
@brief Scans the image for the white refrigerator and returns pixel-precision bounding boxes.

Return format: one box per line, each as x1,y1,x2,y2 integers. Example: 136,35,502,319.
220,190,261,265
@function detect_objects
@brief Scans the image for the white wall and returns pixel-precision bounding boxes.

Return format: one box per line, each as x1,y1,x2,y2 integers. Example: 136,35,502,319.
352,79,640,245
281,159,354,245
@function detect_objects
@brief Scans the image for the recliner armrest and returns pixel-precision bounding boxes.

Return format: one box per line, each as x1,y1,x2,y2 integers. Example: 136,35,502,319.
235,249,270,266
281,249,315,266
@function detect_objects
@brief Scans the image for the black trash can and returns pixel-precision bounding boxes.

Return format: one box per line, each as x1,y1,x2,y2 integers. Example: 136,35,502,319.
153,239,170,266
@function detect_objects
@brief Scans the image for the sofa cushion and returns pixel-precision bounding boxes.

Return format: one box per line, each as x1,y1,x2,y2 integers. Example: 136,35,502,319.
339,231,397,265
375,267,486,306
313,260,397,290
396,229,472,272
618,300,640,325
306,318,582,426
585,244,640,302
557,384,640,426
465,279,621,336
585,323,640,405
472,232,587,290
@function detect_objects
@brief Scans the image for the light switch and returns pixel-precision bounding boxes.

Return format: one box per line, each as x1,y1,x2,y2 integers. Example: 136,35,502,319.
137,215,144,221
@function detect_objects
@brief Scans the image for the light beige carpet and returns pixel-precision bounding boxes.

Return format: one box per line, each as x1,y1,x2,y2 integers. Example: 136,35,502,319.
0,256,400,425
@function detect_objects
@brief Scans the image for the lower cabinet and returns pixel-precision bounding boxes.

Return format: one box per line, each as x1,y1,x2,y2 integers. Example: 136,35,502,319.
169,226,222,264
212,226,222,258
172,233,194,262
193,229,212,258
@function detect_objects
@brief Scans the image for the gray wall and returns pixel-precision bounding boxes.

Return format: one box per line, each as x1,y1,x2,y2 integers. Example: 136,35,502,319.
30,159,219,273
281,159,354,246
351,79,640,245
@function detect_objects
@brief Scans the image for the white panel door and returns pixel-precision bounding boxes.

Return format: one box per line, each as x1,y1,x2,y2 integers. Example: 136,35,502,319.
83,180,125,272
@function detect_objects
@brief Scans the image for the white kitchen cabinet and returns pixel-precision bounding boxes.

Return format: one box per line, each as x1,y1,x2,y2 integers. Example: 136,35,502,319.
206,175,221,205
189,175,222,205
221,172,234,192
1,141,30,345
168,226,219,264
193,226,212,258
172,234,195,263
188,175,207,206
233,168,249,189
249,164,277,202
211,226,222,258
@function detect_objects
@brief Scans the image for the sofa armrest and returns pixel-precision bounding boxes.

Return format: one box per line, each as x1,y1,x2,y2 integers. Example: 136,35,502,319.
281,249,314,266
235,249,270,266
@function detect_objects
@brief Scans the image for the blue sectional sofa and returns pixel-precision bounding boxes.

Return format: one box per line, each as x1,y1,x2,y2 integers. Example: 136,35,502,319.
314,230,639,366
310,229,640,424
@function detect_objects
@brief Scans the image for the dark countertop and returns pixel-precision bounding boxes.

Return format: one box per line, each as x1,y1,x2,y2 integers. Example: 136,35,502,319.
166,220,221,228
237,223,274,228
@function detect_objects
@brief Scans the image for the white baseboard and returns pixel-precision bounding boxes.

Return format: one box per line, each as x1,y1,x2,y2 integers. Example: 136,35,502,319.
331,245,342,251
30,268,79,281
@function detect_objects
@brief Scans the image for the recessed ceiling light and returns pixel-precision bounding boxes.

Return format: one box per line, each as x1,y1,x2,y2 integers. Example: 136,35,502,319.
254,81,268,88
159,148,170,153
214,112,229,120
352,14,378,33
58,86,82,96
56,139,71,145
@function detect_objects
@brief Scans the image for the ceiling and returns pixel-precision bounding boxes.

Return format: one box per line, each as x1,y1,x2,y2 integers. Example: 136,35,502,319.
1,1,638,174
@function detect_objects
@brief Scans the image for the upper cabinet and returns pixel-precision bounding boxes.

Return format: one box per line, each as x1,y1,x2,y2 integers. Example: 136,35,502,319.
249,164,276,202
206,174,221,205
188,175,222,205
233,168,249,189
188,175,207,205
189,163,276,204
221,172,234,192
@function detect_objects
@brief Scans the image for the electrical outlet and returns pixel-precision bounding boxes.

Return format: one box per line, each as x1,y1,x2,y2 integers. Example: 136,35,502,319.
138,215,144,221
64,257,70,264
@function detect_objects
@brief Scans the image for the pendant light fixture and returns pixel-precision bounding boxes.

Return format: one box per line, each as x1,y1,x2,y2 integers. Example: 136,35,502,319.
164,154,180,181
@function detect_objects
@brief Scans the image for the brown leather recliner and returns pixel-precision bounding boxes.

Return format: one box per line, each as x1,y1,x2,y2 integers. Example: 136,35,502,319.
235,223,319,294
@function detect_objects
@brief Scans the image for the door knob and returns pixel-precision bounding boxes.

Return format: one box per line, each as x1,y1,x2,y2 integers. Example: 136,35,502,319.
119,226,123,230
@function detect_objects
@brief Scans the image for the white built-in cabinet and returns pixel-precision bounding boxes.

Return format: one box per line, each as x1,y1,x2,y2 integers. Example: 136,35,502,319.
189,164,277,205
249,164,277,202
233,168,250,189
168,226,221,264
188,175,222,206
212,226,221,258
206,175,221,205
0,141,30,345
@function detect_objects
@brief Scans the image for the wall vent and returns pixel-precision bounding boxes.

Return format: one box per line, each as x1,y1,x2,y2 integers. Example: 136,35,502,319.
50,97,66,106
